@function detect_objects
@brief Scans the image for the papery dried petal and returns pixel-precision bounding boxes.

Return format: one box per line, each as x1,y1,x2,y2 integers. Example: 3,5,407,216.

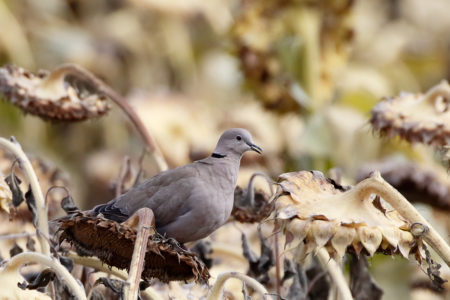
398,231,414,258
358,227,382,257
310,220,334,248
331,226,356,258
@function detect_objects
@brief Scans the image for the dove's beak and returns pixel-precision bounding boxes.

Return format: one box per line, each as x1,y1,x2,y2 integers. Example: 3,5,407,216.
248,143,263,154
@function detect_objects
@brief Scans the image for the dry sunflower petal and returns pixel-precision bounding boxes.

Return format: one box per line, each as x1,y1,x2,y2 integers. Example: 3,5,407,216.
57,211,210,283
0,64,110,121
370,80,450,147
276,171,418,260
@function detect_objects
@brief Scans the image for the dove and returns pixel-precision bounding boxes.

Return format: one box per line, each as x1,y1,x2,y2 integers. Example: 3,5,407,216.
91,128,262,243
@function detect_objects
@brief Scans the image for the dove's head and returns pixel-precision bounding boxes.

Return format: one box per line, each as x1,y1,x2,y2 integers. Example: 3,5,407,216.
213,128,262,158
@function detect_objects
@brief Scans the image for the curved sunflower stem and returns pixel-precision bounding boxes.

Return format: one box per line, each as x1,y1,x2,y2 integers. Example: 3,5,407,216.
0,137,50,256
1,252,86,300
316,248,353,300
207,271,269,300
354,172,450,266
49,64,168,172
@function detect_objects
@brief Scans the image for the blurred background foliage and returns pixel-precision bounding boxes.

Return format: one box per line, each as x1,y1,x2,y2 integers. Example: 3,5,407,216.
0,0,449,298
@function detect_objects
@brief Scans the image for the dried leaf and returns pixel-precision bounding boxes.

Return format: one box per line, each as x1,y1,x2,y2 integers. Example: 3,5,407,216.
59,256,74,272
26,236,35,251
18,269,56,290
9,242,23,257
94,277,124,294
241,228,274,284
61,194,80,214
89,289,105,300
24,185,37,227
190,241,213,269
349,254,383,300
5,173,23,207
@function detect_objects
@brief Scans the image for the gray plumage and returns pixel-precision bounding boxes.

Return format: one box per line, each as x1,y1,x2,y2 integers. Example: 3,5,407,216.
91,128,262,243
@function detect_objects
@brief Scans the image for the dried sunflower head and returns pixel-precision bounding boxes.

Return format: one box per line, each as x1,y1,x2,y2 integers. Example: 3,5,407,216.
370,80,450,147
0,64,110,121
276,171,417,260
57,212,210,283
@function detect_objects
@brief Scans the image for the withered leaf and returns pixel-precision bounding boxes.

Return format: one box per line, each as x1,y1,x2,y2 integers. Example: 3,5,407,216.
190,240,213,269
25,185,37,226
5,173,23,207
89,289,105,300
59,256,74,272
305,262,329,300
26,236,35,251
285,260,307,300
349,254,383,300
423,244,448,291
18,268,56,290
61,194,80,214
281,259,296,285
94,277,124,294
241,227,274,284
9,242,23,257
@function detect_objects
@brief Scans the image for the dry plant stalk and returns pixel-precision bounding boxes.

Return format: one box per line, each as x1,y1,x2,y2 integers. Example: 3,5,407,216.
206,271,269,300
122,208,155,300
316,248,352,300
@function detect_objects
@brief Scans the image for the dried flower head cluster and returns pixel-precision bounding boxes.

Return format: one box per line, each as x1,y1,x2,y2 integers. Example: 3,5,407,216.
276,171,417,260
370,80,450,147
0,64,110,121
57,212,210,283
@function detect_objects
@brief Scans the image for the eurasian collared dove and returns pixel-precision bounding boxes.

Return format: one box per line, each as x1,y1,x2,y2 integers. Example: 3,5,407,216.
91,128,262,243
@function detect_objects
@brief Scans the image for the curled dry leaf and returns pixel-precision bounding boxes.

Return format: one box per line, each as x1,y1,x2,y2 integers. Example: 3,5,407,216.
18,269,56,291
357,157,450,211
57,211,210,283
0,149,69,221
276,171,418,260
370,80,450,147
0,64,110,121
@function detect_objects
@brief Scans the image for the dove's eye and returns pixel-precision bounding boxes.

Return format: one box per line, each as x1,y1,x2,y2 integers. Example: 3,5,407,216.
236,135,242,141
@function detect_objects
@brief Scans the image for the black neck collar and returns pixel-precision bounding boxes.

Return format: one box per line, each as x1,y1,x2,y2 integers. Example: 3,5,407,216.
211,153,226,158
